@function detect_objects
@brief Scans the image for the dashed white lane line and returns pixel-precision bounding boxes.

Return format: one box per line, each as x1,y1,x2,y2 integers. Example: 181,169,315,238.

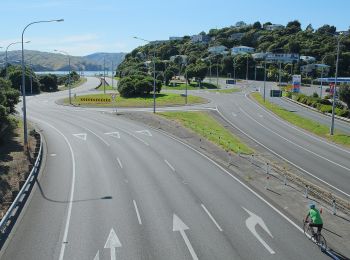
164,159,175,172
133,200,142,225
117,157,123,169
201,204,223,232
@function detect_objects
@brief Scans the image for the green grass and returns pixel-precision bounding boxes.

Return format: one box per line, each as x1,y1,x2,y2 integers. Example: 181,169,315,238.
251,92,350,146
159,111,253,154
164,81,217,90
64,93,207,107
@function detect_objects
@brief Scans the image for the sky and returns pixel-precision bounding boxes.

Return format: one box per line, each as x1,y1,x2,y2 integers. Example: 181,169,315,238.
0,0,349,57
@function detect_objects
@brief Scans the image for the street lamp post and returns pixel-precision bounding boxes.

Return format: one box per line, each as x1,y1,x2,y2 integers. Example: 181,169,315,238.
111,61,114,88
22,19,64,149
330,36,341,135
246,55,249,80
54,49,71,103
263,59,267,102
6,41,30,79
133,36,157,113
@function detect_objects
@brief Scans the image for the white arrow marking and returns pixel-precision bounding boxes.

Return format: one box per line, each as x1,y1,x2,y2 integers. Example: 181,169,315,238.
164,159,175,172
105,132,120,139
117,157,123,169
136,130,152,137
232,112,237,117
242,207,275,254
93,250,99,260
72,133,87,141
104,228,122,260
173,214,198,260
133,200,142,225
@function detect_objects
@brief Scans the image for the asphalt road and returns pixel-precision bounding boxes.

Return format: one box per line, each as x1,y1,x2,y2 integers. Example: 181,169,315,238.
191,80,350,200
0,77,327,259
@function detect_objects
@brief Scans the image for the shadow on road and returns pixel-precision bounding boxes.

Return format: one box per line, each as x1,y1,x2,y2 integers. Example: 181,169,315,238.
35,179,112,203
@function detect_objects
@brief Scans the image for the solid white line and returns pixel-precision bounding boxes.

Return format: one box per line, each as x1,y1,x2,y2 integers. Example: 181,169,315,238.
84,127,110,147
201,204,223,232
240,107,350,172
150,123,312,234
31,118,76,260
133,200,142,225
164,159,175,172
216,108,350,198
245,93,350,155
117,157,123,169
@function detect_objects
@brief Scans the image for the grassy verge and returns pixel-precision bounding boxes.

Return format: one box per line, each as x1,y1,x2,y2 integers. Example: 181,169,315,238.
59,77,87,91
164,81,217,90
64,93,207,107
209,88,241,93
251,92,350,146
159,111,253,154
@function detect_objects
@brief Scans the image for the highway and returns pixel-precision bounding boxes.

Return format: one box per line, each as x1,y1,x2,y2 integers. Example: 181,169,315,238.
0,77,327,259
191,80,350,200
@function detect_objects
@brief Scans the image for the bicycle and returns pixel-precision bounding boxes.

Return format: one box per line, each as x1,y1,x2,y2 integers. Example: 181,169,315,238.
303,220,327,251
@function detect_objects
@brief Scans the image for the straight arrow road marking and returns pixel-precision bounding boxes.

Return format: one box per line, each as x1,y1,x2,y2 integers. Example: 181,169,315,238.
242,207,275,255
93,250,99,260
104,228,122,260
105,132,120,139
72,133,87,141
136,130,152,137
173,214,198,260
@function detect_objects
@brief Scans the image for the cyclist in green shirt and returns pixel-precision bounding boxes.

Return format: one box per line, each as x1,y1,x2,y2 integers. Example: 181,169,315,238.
305,202,323,238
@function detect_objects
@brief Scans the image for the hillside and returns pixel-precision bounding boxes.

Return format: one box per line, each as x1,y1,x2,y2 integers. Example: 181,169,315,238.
117,21,350,81
0,50,126,71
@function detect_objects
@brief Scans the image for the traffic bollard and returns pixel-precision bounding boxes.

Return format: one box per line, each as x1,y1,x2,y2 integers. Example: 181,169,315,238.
332,199,337,215
265,175,270,190
250,154,254,163
305,185,308,198
284,175,287,185
266,163,270,174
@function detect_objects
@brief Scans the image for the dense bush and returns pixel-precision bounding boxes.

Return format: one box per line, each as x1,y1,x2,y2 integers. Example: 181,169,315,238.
118,75,162,97
0,78,20,134
39,74,58,92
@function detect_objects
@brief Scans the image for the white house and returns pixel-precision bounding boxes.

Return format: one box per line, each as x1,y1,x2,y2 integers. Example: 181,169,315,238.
208,45,227,55
300,55,316,63
170,55,188,64
265,24,285,31
231,46,255,55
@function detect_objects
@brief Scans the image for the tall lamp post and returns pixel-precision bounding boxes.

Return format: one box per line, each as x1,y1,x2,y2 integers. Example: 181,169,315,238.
21,19,64,149
319,54,332,98
6,41,30,79
133,36,157,113
54,49,71,103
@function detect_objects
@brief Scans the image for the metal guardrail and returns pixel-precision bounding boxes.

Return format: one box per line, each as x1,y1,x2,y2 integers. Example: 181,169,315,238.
0,132,43,234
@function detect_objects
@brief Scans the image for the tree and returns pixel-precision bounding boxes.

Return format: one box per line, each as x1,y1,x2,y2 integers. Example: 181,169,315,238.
286,20,302,33
6,65,41,94
306,24,314,32
0,78,20,133
39,74,58,92
253,21,262,30
339,85,350,111
316,24,336,35
185,62,207,85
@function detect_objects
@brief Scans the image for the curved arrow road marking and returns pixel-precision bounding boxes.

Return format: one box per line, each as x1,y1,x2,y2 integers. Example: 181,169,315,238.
173,214,198,260
136,130,152,137
243,207,275,255
104,228,122,260
105,131,120,139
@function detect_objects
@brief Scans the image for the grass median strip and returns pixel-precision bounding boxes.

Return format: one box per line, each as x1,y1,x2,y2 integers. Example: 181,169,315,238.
159,111,253,154
64,93,207,107
209,88,241,93
251,92,350,146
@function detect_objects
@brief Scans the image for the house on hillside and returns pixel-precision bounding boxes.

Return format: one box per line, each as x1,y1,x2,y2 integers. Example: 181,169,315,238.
300,55,316,63
169,36,183,41
190,34,211,44
231,46,255,55
170,55,188,64
208,45,227,55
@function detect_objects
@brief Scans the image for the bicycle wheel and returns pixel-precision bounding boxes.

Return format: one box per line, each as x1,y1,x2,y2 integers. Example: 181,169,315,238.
317,234,327,251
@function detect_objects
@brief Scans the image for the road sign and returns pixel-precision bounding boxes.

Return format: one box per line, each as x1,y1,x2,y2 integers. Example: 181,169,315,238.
292,75,301,93
270,90,282,97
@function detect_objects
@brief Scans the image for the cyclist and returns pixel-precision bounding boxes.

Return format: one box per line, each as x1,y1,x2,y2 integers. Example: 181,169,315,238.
305,202,323,240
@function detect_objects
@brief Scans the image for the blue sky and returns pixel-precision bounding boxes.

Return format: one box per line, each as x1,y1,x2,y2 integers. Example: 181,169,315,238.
0,0,349,56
